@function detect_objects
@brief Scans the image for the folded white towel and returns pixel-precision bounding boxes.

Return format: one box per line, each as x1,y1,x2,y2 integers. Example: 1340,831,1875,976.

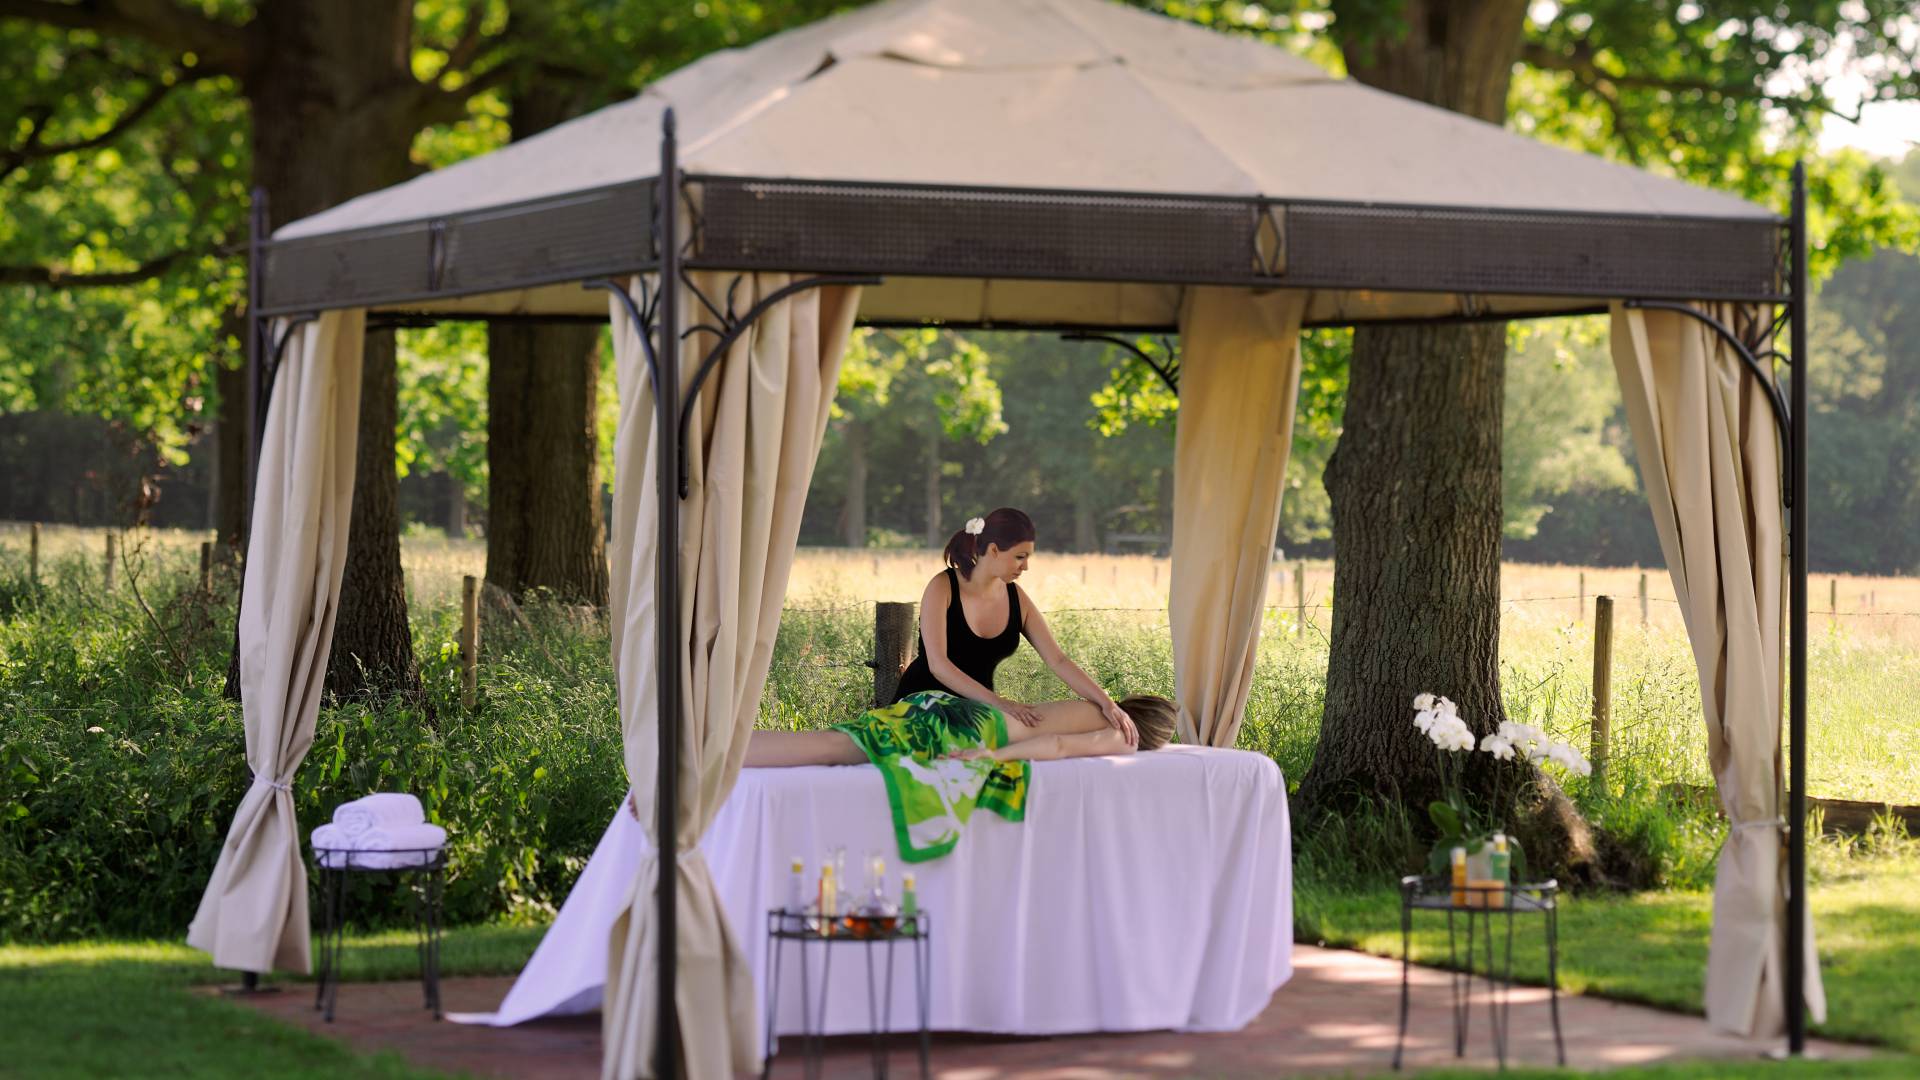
333,792,425,836
311,821,447,870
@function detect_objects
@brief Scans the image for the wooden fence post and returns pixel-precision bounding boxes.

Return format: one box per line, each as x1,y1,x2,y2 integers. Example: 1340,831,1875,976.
872,601,916,707
1578,572,1586,621
461,575,480,708
199,542,214,594
103,533,116,591
1829,578,1838,618
29,522,39,585
1638,572,1649,625
1295,561,1307,637
1591,595,1615,793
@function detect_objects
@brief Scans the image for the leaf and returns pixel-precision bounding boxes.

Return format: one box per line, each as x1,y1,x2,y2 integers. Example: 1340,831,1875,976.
1428,799,1463,839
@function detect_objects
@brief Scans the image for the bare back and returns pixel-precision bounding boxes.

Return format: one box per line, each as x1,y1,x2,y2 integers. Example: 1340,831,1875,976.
1001,699,1109,743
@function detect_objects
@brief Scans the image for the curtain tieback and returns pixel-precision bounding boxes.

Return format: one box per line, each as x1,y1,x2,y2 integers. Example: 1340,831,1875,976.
250,772,293,793
1730,816,1785,832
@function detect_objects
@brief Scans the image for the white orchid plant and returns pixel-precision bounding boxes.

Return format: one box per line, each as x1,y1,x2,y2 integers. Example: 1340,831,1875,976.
1413,692,1592,876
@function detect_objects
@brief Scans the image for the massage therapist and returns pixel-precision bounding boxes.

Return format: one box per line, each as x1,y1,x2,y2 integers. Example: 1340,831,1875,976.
891,507,1139,747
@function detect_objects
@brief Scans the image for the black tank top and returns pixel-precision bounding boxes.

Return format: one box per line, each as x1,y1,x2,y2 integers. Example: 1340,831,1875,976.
892,567,1022,703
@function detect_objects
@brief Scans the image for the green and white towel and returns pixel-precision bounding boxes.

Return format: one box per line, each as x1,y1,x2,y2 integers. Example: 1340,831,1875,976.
831,690,1030,862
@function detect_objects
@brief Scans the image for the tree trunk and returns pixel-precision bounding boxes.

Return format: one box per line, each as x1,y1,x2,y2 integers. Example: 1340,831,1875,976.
1297,322,1507,812
1074,498,1097,553
214,349,248,552
485,321,609,605
1299,0,1527,817
442,471,467,539
324,328,421,700
248,0,425,701
842,419,868,548
483,82,610,607
924,422,941,548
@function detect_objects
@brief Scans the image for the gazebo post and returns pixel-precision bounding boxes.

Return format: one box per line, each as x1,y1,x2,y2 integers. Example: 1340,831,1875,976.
653,108,683,1080
245,187,268,509
1785,159,1809,1057
238,186,266,997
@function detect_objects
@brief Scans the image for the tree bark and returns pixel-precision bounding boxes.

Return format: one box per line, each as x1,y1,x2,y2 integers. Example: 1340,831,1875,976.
483,81,610,607
485,321,609,605
1298,322,1507,811
213,346,248,552
1074,498,1097,553
442,471,467,539
1299,0,1528,818
924,422,941,548
841,419,868,548
249,0,424,701
324,328,421,700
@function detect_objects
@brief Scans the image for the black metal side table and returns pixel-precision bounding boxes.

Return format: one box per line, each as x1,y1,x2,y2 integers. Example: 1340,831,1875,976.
1393,876,1564,1071
761,908,931,1080
311,846,447,1023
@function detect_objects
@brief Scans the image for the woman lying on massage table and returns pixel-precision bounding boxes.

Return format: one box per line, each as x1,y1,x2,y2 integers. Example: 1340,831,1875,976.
742,690,1179,861
743,689,1177,768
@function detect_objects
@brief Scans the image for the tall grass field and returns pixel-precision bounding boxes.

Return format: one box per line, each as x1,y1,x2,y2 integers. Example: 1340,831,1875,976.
2,524,1918,1056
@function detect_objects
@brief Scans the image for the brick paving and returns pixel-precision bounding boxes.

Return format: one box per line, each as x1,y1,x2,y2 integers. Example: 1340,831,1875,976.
228,945,1870,1078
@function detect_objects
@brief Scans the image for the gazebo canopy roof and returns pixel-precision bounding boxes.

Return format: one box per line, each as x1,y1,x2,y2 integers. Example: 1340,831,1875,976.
262,0,1785,326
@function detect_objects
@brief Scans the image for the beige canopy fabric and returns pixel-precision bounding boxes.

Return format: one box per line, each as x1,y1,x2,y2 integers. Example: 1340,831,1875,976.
1169,288,1308,747
188,310,366,973
278,0,1767,245
1609,304,1823,1036
601,273,862,1078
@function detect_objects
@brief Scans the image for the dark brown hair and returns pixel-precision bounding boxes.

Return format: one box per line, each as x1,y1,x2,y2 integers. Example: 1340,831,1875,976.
1119,695,1178,751
942,507,1035,578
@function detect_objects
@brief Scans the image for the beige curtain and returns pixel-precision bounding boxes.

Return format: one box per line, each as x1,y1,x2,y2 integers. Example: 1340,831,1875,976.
1169,287,1308,747
188,310,367,973
602,273,861,1078
1610,303,1824,1036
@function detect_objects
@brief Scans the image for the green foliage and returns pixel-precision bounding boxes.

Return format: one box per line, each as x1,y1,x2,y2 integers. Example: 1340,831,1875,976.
0,538,623,939
836,329,1007,444
395,324,490,504
1502,319,1637,540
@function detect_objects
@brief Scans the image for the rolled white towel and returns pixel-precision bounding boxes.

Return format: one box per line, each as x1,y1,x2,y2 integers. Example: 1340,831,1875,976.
354,822,448,853
333,792,425,837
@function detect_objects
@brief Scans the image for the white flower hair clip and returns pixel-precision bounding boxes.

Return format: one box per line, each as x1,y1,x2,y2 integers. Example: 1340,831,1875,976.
965,517,986,535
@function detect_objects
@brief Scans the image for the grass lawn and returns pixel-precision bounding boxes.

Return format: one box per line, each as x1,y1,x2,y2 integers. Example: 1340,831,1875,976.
0,926,543,1080
7,893,1919,1079
1299,857,1920,1058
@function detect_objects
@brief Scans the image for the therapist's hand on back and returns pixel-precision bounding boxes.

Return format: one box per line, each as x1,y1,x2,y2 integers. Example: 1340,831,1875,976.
996,697,1044,727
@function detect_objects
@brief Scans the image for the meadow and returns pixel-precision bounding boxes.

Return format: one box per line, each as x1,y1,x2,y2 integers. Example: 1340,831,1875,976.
2,524,1917,1072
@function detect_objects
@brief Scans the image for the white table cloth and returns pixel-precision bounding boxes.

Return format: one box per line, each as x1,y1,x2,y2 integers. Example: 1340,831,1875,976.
455,745,1291,1036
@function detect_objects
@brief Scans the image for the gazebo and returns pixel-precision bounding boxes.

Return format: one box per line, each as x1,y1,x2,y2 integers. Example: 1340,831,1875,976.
189,1,1821,1076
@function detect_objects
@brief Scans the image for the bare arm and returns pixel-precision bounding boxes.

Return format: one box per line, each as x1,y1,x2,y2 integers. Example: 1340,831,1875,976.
1018,587,1137,746
952,727,1135,763
918,575,1041,724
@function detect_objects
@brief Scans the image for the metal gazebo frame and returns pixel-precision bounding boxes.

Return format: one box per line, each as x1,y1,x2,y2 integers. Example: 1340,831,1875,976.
244,111,1814,1074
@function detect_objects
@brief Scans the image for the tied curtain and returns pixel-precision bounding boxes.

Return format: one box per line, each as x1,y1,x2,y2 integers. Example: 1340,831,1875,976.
188,310,367,973
1610,303,1825,1036
1170,288,1309,748
601,273,862,1078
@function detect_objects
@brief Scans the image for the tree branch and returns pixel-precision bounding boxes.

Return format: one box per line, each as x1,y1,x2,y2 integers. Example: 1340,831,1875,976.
438,0,492,82
0,245,204,287
1520,40,1753,101
0,71,187,182
412,61,517,128
0,0,251,77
